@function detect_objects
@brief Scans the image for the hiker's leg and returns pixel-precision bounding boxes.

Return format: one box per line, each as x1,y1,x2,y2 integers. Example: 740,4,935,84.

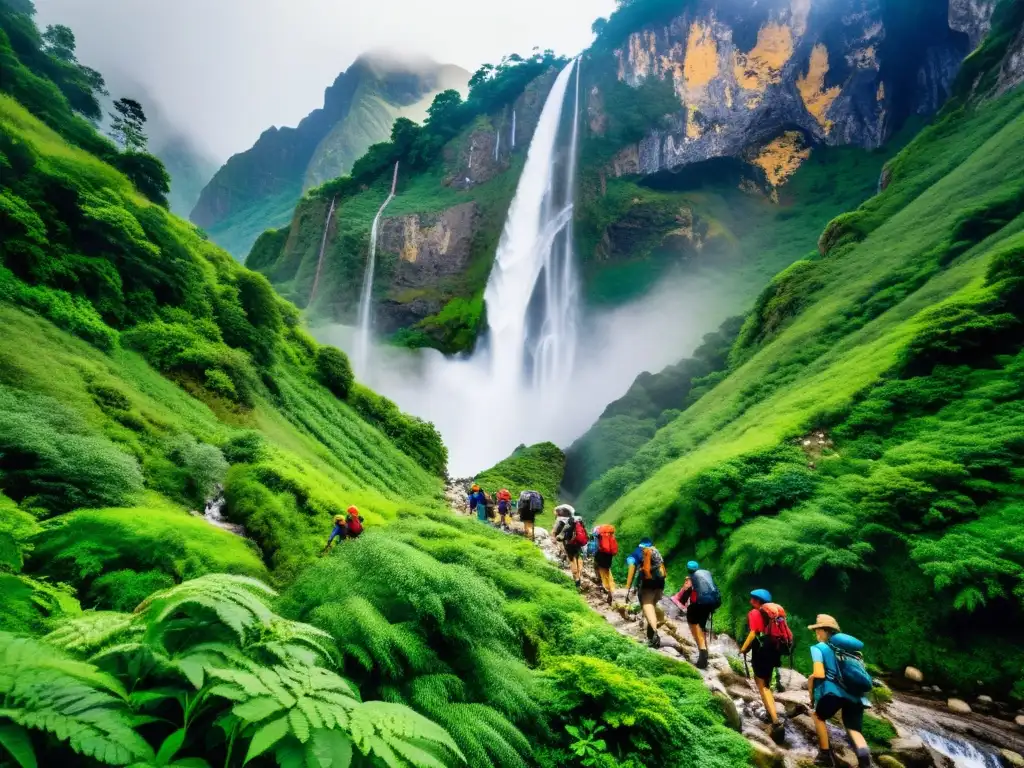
689,622,706,650
812,711,830,749
755,676,780,723
640,588,661,637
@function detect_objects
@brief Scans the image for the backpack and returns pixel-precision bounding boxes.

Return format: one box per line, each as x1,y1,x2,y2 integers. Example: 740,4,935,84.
595,525,618,556
828,634,873,697
520,490,543,513
484,493,495,512
641,547,664,582
346,513,363,537
586,536,598,557
691,569,721,608
759,603,795,655
572,519,588,548
497,489,511,502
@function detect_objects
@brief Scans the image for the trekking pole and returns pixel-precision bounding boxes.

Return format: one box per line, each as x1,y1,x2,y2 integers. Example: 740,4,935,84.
743,652,750,680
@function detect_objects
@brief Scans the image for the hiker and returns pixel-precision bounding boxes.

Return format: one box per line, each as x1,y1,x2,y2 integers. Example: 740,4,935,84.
467,484,487,522
739,588,792,743
670,560,721,669
483,490,497,524
497,488,513,530
592,524,618,606
807,615,873,768
518,489,543,541
625,537,667,648
345,506,364,539
320,513,348,554
552,505,587,590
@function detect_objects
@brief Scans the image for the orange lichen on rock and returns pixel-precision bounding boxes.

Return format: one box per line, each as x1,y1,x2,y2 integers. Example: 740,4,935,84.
751,131,811,187
798,44,842,132
684,22,720,89
733,22,794,94
686,106,703,139
621,30,661,81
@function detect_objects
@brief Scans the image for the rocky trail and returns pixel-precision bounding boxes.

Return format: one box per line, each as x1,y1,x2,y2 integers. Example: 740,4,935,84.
445,485,1024,768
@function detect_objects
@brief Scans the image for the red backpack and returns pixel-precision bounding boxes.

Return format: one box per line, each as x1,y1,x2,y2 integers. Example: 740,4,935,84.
572,519,589,548
759,603,794,654
347,512,363,537
595,525,618,555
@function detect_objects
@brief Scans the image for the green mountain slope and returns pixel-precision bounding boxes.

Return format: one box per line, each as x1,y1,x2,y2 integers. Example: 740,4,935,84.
191,54,469,260
578,33,1024,695
0,6,749,766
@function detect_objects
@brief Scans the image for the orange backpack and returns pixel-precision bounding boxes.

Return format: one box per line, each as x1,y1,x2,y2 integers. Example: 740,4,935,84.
595,525,618,555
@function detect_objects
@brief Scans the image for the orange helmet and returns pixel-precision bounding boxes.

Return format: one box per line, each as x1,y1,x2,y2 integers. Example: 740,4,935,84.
347,506,359,515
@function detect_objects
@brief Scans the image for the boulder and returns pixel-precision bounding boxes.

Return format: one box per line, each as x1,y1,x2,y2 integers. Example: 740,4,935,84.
1015,714,1024,728
905,666,925,683
876,756,907,768
718,669,751,688
728,684,759,703
1001,750,1024,768
889,736,934,768
712,691,743,732
748,741,783,768
791,713,817,738
778,667,810,690
947,698,972,714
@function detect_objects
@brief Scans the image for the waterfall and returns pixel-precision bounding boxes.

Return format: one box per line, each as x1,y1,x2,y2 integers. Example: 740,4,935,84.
354,163,398,375
308,196,337,305
511,109,517,149
495,129,501,162
482,58,581,390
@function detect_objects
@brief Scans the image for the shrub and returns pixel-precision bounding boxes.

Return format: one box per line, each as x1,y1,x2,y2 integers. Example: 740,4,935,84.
0,384,143,515
349,384,447,476
315,345,354,399
87,568,173,612
475,442,566,507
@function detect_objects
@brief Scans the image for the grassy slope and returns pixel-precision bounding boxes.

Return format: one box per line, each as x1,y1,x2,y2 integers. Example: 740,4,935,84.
585,87,1024,691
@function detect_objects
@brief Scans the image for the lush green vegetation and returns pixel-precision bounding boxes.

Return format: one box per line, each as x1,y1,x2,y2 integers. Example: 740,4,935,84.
0,6,750,766
577,67,1024,695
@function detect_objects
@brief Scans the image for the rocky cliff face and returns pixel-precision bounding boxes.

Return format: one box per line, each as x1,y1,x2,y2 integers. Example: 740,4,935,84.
374,203,479,333
591,0,973,185
950,0,998,49
190,54,468,259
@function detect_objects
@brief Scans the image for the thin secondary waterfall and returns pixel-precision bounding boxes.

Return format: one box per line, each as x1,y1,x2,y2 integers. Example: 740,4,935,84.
482,58,581,390
308,196,337,305
354,162,398,374
511,109,516,149
494,129,501,161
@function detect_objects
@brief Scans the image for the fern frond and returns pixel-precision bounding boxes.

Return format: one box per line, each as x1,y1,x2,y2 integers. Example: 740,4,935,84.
356,700,464,766
0,632,152,766
44,612,140,655
137,575,277,644
426,703,528,768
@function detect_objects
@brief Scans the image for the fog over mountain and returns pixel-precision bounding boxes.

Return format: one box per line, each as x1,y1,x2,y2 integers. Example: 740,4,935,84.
33,0,614,161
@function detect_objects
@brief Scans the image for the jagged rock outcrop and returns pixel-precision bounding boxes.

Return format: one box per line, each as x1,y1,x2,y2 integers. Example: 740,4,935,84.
594,0,972,185
443,68,559,190
375,203,479,332
190,53,468,258
950,0,998,49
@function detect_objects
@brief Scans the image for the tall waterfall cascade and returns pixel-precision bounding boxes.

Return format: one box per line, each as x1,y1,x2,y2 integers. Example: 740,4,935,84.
482,58,581,392
354,162,399,375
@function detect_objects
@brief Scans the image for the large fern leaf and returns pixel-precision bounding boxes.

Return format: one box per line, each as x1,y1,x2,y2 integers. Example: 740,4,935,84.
0,632,152,765
44,611,139,654
136,575,277,643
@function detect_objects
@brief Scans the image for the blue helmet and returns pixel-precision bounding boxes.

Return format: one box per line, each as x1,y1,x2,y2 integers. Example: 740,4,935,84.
639,537,653,547
687,560,700,573
750,589,773,603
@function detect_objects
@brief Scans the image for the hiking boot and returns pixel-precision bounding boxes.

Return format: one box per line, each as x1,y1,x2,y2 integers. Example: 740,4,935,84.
606,591,614,607
695,649,709,669
769,721,786,745
647,634,661,649
812,748,836,767
575,579,582,591
854,748,871,768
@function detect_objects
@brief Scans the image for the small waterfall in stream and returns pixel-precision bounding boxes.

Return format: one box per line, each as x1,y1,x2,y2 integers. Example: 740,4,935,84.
495,129,501,162
511,109,516,149
354,163,399,375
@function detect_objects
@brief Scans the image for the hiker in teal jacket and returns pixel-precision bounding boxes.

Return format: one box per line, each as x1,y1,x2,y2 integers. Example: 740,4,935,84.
807,614,872,768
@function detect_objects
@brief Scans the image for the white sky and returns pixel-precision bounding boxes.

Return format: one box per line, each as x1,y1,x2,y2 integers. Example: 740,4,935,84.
34,0,615,162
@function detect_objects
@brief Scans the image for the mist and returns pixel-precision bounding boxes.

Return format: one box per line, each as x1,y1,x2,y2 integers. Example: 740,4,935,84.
314,270,730,478
33,0,615,162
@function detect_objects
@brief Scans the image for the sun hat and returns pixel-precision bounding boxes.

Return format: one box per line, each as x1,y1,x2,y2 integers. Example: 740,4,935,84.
750,588,773,603
687,560,699,573
807,614,841,632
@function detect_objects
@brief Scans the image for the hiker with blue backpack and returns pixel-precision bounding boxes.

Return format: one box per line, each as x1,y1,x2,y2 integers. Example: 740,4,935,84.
807,614,874,768
670,560,721,669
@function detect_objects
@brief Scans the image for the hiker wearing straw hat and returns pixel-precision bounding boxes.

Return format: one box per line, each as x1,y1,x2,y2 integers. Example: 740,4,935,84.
807,614,873,768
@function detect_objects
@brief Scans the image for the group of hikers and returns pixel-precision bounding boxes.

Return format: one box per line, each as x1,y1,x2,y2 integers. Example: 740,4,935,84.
492,493,874,768
319,506,365,554
466,484,543,541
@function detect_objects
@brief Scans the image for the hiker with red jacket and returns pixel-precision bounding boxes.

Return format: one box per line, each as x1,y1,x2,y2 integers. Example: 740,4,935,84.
739,588,791,743
591,524,618,606
552,505,587,590
670,560,721,669
320,506,364,554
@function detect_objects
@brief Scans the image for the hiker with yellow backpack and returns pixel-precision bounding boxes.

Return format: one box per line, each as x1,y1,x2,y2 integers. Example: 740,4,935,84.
806,614,874,768
739,589,792,743
625,537,667,648
591,524,618,606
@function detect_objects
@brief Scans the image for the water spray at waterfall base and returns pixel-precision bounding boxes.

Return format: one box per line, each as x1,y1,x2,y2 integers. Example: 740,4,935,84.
320,60,724,475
